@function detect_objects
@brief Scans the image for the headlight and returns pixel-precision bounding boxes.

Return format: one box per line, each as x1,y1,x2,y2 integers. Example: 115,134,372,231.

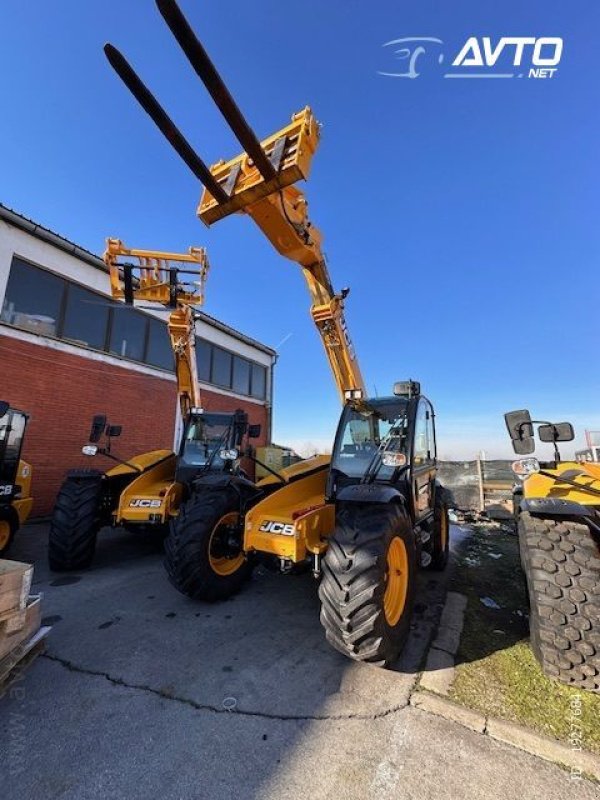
219,448,239,461
82,445,98,456
381,452,407,467
511,458,540,478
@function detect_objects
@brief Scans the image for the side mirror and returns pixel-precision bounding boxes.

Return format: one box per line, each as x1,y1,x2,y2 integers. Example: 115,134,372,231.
539,422,574,443
82,445,98,456
248,424,261,439
89,414,107,443
504,409,535,455
107,425,122,438
0,401,9,418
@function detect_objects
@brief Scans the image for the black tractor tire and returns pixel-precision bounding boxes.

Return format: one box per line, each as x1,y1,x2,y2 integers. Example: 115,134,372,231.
318,502,417,666
49,476,102,571
519,511,600,691
164,488,252,602
428,484,450,571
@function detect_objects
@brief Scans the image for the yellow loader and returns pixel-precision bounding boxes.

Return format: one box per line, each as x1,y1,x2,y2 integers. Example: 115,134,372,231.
506,410,600,691
104,0,450,665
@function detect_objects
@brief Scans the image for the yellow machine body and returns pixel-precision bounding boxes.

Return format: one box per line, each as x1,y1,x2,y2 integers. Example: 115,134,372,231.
12,459,33,525
247,456,334,562
523,461,600,506
105,450,180,525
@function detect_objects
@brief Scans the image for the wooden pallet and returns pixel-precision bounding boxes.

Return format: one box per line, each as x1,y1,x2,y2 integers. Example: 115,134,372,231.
0,626,51,689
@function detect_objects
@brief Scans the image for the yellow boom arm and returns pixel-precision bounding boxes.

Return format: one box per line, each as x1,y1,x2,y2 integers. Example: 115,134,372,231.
103,238,209,418
104,0,366,404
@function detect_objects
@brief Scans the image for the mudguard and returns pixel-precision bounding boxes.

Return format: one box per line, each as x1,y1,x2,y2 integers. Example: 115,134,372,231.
336,484,405,505
521,497,593,517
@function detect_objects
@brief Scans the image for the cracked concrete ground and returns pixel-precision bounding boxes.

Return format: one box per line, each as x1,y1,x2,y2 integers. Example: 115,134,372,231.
1,522,597,799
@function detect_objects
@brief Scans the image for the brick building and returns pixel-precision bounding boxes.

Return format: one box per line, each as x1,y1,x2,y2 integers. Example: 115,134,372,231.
0,204,276,516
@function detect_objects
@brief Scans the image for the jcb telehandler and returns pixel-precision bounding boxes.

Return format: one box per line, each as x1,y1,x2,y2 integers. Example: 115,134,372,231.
0,400,33,556
48,240,262,571
104,0,449,665
506,410,600,691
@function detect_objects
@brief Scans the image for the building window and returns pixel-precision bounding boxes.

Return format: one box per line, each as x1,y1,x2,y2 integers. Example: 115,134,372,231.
146,317,173,371
1,257,64,337
62,284,110,350
251,363,267,399
109,306,147,362
212,346,232,388
196,338,212,382
232,356,250,395
1,257,269,397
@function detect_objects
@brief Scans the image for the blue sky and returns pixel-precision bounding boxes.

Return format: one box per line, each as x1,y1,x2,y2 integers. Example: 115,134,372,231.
1,1,598,458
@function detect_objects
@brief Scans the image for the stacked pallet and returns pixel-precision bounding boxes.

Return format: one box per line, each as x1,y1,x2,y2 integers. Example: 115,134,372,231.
0,559,50,685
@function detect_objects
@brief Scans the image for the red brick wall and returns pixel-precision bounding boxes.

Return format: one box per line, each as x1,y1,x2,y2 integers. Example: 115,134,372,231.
0,334,268,516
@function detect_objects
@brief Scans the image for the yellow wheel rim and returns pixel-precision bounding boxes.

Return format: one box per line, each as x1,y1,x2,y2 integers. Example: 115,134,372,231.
383,536,409,626
440,509,448,551
208,512,245,577
0,520,11,552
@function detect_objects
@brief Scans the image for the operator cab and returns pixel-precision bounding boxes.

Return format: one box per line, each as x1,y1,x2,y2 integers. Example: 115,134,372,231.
176,408,261,485
0,402,28,503
330,397,410,483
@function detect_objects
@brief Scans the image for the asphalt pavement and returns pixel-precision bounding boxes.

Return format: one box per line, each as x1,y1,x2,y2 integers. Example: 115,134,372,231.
1,522,597,800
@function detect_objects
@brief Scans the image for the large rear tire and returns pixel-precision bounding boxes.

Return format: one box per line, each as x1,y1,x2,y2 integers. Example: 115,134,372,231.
0,516,16,557
49,476,102,571
519,512,600,691
428,484,450,571
164,488,252,602
318,503,417,666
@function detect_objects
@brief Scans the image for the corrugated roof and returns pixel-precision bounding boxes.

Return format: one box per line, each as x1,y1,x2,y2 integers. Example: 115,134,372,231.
0,202,276,357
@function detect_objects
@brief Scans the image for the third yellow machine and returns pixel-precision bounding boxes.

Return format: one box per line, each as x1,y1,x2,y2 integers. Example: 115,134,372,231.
103,0,450,665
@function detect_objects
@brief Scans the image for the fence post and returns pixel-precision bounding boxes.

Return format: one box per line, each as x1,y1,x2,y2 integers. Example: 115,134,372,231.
476,451,485,513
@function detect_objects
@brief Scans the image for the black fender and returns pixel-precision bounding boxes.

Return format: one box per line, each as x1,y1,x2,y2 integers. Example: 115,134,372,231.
336,484,405,505
521,497,593,517
192,471,260,505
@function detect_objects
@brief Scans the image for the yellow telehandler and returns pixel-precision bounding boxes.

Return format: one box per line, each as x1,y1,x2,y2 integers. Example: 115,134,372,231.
506,410,600,691
48,240,263,571
104,0,449,665
0,400,33,556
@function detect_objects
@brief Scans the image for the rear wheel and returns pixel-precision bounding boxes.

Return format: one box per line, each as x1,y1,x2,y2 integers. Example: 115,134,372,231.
49,476,102,571
318,503,417,666
428,484,450,571
0,517,16,557
164,488,252,601
519,512,600,691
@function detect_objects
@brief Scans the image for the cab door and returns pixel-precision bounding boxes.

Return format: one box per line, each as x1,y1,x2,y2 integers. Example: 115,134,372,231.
0,410,26,503
411,399,436,523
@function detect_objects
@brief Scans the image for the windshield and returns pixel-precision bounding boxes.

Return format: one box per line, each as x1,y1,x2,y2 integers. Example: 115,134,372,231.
180,413,233,469
331,399,409,480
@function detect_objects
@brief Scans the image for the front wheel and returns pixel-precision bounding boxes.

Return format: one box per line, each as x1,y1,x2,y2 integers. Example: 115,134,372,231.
49,475,102,570
164,488,253,601
519,512,600,691
0,517,16,557
318,503,417,666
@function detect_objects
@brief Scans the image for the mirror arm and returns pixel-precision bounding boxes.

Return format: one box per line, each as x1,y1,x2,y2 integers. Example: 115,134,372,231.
96,447,143,473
